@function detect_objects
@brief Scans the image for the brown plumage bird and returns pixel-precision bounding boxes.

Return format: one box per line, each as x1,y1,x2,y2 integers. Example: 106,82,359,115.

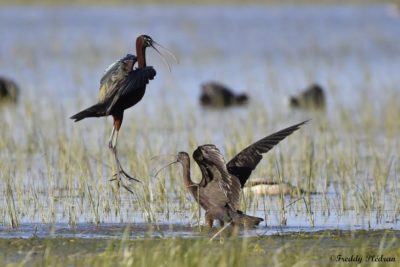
289,84,326,110
71,35,168,191
0,76,19,104
200,81,248,108
174,121,307,227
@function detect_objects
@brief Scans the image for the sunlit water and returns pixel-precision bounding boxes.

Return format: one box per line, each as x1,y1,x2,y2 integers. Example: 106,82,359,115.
0,5,399,238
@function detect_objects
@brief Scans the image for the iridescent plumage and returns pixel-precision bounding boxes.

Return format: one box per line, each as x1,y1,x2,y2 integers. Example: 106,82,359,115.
70,35,167,191
176,121,307,227
71,54,156,121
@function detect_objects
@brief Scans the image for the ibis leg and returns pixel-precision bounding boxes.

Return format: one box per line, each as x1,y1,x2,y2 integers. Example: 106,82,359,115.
205,212,214,228
111,130,140,183
108,126,116,149
108,119,141,193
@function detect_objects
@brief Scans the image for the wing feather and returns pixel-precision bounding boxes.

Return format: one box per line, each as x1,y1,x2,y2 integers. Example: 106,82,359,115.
226,121,308,187
105,66,156,115
97,54,137,103
193,145,242,211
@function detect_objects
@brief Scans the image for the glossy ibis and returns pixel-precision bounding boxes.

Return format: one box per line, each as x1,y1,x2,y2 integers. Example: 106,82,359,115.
289,84,326,110
172,121,307,227
200,81,248,108
71,35,172,191
0,76,19,104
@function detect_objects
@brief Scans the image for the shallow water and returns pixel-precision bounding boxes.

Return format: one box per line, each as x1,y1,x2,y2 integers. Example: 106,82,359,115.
0,5,399,238
0,216,396,240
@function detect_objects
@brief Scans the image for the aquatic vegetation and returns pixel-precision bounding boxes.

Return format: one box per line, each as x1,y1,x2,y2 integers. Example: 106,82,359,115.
0,80,398,229
0,230,399,267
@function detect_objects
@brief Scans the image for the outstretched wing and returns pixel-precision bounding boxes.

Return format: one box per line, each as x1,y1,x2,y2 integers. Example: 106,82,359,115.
226,121,308,187
105,66,156,115
193,145,242,211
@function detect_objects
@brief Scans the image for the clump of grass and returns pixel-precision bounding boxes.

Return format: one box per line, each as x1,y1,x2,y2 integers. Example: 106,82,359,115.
0,230,399,267
4,173,19,228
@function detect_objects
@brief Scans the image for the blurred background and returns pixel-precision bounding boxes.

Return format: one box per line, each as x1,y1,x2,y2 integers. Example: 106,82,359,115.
1,1,399,116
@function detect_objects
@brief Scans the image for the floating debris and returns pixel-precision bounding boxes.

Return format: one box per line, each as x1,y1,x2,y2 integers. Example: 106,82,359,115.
243,179,304,196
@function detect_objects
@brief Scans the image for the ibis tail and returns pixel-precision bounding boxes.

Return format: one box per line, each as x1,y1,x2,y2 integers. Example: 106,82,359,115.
70,103,107,122
232,211,263,227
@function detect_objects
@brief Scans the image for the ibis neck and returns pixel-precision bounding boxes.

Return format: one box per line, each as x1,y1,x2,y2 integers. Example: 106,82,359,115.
136,40,147,68
181,158,197,196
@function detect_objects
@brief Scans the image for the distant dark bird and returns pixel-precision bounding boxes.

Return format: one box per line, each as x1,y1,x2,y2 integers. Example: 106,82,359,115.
173,121,306,227
0,76,19,104
200,81,248,108
289,84,326,110
71,35,171,191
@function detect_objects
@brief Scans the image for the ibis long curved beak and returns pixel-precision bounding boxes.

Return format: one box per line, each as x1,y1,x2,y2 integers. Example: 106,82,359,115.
151,154,180,178
154,161,179,178
150,40,178,72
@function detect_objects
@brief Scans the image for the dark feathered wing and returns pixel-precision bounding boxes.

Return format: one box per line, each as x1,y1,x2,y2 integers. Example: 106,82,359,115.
194,145,231,193
226,121,308,187
70,54,138,121
70,67,156,121
98,54,137,103
194,145,242,211
100,59,124,86
105,66,156,115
